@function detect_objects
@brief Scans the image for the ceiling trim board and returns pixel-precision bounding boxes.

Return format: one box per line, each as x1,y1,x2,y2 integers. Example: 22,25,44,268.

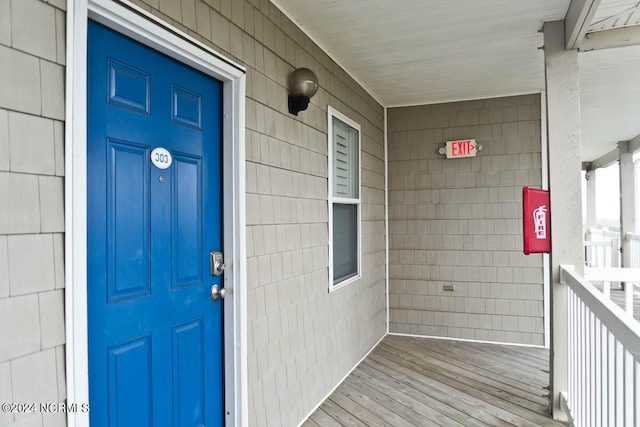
580,25,640,50
629,134,640,153
565,0,602,49
385,90,543,109
269,0,385,107
591,147,619,169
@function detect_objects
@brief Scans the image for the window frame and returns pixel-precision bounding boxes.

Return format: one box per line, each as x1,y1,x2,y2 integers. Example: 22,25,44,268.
327,106,362,292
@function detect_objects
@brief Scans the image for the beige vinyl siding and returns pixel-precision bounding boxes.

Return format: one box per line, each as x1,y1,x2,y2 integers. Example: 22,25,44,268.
127,0,387,425
0,0,67,426
387,94,545,346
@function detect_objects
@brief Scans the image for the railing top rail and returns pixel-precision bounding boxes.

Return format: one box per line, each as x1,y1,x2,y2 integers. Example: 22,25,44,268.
625,232,640,241
561,265,640,357
584,240,618,247
584,267,640,282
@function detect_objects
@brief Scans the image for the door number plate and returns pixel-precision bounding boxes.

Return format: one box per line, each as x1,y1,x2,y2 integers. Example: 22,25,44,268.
151,147,172,169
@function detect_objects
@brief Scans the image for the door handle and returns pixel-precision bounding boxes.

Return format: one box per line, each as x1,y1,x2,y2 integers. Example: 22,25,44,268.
210,284,227,302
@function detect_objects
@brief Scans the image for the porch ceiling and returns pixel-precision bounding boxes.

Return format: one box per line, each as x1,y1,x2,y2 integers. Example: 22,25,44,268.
578,0,640,161
272,0,570,106
589,0,640,31
579,43,640,161
273,0,640,163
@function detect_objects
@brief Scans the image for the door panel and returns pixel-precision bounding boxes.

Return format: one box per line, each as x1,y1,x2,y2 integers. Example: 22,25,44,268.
173,154,203,288
87,21,223,427
107,139,150,301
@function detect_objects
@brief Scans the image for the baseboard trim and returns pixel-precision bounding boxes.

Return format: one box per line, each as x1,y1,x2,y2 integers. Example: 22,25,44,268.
388,332,546,349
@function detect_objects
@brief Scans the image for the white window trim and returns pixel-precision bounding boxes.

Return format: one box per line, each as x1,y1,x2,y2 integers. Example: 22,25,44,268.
66,1,247,425
327,106,362,292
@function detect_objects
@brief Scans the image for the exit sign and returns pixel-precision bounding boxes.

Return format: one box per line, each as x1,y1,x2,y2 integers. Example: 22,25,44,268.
444,139,479,159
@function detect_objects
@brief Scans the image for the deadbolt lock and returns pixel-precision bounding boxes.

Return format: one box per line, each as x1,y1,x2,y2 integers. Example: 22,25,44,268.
210,251,225,276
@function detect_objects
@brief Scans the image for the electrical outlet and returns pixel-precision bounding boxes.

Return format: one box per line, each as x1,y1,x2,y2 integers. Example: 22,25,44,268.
443,284,455,292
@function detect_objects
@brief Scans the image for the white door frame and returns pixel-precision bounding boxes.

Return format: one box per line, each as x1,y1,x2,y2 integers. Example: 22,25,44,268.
65,0,247,425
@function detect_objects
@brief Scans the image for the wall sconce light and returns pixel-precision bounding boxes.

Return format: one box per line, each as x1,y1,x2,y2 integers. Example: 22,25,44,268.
288,68,318,115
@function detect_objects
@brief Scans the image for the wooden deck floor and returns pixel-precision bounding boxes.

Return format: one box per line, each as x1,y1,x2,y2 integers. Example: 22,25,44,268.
303,335,566,427
592,283,640,322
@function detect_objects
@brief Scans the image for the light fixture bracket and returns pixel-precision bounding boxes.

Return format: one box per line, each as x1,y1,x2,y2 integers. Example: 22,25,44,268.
288,95,311,116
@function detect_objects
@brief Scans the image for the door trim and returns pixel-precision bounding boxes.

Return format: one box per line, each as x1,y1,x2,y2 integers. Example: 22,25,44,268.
65,1,247,425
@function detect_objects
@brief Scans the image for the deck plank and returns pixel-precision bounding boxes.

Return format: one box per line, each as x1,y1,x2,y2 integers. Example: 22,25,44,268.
306,336,566,427
301,417,322,427
382,337,549,408
402,336,549,388
308,408,342,427
354,364,482,426
337,381,422,427
407,339,550,399
342,375,458,426
592,284,640,322
370,349,545,427
328,389,395,427
321,399,368,427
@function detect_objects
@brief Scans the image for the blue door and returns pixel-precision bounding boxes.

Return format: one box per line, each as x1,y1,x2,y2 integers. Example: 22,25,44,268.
87,21,224,427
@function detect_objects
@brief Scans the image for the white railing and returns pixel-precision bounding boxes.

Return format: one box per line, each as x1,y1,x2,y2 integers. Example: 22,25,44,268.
585,267,640,318
585,239,620,268
584,227,620,269
560,265,640,426
625,233,640,269
585,226,620,241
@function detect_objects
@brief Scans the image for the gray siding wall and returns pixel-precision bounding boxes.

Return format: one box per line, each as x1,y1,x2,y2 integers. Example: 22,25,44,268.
128,1,387,424
0,0,385,426
0,0,67,426
387,94,545,346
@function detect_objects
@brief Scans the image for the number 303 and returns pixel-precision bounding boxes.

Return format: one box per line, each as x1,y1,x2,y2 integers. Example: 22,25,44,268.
155,153,169,163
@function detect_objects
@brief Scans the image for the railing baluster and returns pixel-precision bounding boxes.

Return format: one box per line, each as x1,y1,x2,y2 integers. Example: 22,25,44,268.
625,350,633,425
590,312,596,426
569,289,575,416
591,316,602,425
583,303,588,427
559,265,640,427
579,300,585,423
625,283,633,315
635,359,639,426
608,331,615,427
599,322,606,426
616,341,624,426
585,305,590,426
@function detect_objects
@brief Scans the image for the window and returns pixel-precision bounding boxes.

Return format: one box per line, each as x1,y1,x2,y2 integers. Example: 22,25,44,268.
328,107,361,291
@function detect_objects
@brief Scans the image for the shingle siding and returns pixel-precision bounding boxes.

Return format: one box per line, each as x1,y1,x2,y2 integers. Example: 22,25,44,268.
387,94,545,346
0,0,67,426
0,0,385,426
0,0,548,423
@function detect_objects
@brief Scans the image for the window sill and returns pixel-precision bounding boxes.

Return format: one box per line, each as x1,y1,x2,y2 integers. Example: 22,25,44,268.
329,273,361,293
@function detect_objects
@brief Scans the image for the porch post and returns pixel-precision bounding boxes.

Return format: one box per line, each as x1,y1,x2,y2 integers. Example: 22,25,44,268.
543,20,584,421
585,167,597,229
619,141,635,270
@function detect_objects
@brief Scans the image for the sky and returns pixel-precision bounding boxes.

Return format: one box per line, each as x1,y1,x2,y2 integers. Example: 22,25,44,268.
596,163,620,224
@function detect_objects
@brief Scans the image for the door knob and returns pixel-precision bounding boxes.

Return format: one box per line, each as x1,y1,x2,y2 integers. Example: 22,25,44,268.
210,284,227,302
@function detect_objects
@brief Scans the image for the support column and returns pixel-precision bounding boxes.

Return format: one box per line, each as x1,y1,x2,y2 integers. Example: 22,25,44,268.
619,141,635,269
585,168,597,229
544,20,584,421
